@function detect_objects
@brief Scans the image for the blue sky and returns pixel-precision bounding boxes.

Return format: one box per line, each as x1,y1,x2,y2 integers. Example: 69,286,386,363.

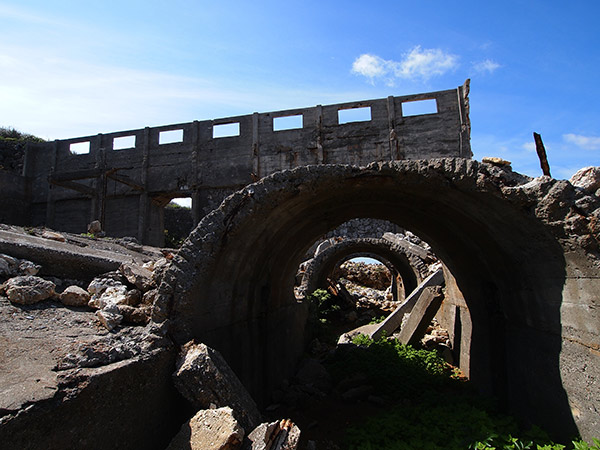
1,0,599,179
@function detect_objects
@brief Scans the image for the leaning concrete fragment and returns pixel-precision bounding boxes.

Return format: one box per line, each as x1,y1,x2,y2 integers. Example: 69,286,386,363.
166,407,244,450
4,275,55,304
173,341,261,431
245,419,300,450
370,268,444,340
397,286,445,346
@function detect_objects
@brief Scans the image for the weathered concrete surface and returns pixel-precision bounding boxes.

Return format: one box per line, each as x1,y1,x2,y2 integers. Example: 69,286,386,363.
156,158,600,440
396,286,444,346
22,83,470,245
300,237,426,301
0,300,184,450
173,341,262,431
0,224,162,280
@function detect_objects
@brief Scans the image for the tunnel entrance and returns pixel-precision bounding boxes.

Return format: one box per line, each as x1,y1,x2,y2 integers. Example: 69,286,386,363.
158,159,577,436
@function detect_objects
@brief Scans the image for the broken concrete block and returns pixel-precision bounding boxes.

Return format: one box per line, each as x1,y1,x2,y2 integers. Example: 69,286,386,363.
173,341,261,431
166,407,244,450
96,305,123,331
397,286,444,346
246,419,300,450
370,268,444,341
119,263,154,291
482,156,511,167
60,285,91,307
5,275,55,305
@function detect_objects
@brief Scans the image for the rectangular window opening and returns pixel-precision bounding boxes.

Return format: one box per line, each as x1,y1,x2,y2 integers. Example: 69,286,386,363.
70,141,90,155
159,129,184,145
167,197,192,209
402,99,438,117
113,135,136,150
213,122,240,138
338,106,372,124
273,114,303,131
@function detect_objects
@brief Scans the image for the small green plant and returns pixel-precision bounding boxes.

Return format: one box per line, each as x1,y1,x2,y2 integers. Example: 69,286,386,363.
351,333,374,346
369,315,386,324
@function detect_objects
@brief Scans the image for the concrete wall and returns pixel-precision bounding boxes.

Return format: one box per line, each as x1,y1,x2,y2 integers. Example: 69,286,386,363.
23,83,470,245
0,171,29,225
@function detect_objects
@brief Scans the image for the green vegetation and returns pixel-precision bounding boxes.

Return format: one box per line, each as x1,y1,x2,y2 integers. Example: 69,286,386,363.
0,126,45,142
164,228,185,248
327,334,596,450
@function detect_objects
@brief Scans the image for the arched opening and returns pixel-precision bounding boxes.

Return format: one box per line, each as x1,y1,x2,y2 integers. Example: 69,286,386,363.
160,160,576,436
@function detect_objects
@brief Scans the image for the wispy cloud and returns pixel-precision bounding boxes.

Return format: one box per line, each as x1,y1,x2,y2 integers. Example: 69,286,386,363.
563,133,600,150
472,59,501,74
351,46,458,86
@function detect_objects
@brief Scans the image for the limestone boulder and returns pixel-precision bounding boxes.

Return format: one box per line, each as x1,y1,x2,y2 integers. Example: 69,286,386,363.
173,341,261,431
119,263,154,292
5,275,55,305
570,166,600,193
116,304,150,324
60,285,91,307
246,420,300,450
166,407,244,450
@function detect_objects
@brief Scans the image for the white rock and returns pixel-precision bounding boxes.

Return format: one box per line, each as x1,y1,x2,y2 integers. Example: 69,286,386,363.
60,285,91,307
166,407,244,450
570,167,600,193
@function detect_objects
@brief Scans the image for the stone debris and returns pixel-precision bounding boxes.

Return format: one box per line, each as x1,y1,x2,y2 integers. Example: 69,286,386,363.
166,406,244,450
119,262,154,291
570,166,600,193
245,419,300,450
173,341,262,431
0,253,41,279
96,305,123,331
59,285,91,306
482,156,512,167
41,230,66,242
4,275,55,304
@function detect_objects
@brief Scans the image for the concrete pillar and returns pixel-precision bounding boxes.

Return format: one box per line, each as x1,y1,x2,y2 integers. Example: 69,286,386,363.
137,127,150,244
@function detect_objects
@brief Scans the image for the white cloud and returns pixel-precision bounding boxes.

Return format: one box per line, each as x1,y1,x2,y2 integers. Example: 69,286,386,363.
472,59,501,74
521,142,536,152
351,46,458,85
563,133,600,150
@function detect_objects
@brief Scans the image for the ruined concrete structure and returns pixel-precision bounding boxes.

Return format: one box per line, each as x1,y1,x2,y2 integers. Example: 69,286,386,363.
155,160,600,440
13,82,470,245
2,81,600,444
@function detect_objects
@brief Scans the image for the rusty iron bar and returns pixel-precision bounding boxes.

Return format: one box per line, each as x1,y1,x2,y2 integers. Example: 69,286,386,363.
533,132,551,177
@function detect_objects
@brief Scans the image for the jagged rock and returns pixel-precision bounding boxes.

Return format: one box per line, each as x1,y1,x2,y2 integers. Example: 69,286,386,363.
173,341,261,431
116,304,150,324
96,305,122,331
166,407,244,450
60,285,91,307
18,260,40,276
119,263,154,291
246,420,300,450
87,220,102,234
41,230,66,242
570,166,600,193
5,275,55,304
88,285,129,310
141,288,158,306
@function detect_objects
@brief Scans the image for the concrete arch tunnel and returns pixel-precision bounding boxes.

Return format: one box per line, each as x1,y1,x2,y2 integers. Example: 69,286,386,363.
300,237,428,302
155,158,600,438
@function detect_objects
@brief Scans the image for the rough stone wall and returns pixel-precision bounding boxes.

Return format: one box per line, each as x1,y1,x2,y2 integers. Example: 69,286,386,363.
22,83,470,245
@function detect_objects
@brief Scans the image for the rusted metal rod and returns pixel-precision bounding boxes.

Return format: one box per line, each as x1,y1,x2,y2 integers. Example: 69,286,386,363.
533,132,551,177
